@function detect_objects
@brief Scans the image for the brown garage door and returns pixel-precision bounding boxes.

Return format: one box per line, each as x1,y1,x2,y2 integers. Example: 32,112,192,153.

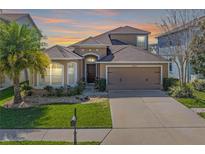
108,67,161,90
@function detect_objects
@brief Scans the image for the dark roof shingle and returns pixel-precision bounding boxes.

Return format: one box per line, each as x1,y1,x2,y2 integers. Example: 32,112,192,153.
0,13,28,22
72,26,150,46
45,45,82,60
99,45,167,62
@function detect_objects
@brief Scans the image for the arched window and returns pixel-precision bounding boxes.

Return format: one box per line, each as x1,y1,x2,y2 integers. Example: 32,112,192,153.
67,62,77,86
38,63,64,87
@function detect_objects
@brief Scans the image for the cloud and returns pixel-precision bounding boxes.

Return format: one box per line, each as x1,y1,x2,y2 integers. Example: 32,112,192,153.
47,36,82,46
49,27,100,36
33,16,75,24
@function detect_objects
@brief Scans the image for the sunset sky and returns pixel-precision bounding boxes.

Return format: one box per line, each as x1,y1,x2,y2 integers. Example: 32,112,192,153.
4,9,167,47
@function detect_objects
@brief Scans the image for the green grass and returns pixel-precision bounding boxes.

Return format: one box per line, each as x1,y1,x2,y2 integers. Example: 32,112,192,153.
0,87,112,128
0,87,14,106
0,141,100,145
177,90,205,108
0,99,112,128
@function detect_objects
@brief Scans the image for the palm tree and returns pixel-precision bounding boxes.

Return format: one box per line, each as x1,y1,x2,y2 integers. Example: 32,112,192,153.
0,21,50,104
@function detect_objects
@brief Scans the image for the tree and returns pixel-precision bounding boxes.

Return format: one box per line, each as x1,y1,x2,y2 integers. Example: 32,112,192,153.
0,21,50,104
190,20,205,77
158,10,205,86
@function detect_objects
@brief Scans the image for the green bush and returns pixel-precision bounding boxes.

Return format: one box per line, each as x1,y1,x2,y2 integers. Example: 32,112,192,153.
66,81,85,96
163,78,179,91
169,84,194,98
55,86,64,97
192,79,205,91
20,81,33,96
95,78,106,92
44,86,54,96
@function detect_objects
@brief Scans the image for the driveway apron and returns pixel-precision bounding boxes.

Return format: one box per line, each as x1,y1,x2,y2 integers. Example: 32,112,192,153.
102,90,205,145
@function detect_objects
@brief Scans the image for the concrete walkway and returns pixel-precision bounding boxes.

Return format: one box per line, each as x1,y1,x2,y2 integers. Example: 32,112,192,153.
0,129,111,142
101,90,205,145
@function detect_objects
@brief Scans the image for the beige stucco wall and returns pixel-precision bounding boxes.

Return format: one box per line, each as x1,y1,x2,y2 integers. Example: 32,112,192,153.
110,34,148,49
33,59,83,87
99,63,168,80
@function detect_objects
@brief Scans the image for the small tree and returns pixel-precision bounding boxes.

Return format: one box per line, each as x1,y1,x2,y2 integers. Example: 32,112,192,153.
190,20,205,77
0,21,50,104
158,10,205,86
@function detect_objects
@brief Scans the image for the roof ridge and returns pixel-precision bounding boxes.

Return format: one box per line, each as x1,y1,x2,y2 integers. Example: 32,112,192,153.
60,45,82,58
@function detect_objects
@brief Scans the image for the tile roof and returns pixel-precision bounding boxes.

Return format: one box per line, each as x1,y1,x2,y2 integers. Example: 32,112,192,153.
0,13,28,22
45,45,82,60
72,26,150,46
72,36,105,46
0,13,42,37
99,45,167,62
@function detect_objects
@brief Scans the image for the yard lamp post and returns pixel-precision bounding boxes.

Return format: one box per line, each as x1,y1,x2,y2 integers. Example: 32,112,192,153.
70,108,77,145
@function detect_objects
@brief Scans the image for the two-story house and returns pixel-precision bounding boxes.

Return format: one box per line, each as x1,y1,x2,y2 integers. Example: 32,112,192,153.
32,26,168,90
0,13,42,90
157,17,205,81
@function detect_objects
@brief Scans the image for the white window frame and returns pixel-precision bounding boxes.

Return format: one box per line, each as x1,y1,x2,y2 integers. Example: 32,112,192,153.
136,35,146,48
67,62,78,86
37,63,64,87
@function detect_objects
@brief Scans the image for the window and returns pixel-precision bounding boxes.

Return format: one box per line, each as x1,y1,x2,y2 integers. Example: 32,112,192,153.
86,56,97,63
51,63,64,86
136,36,146,48
38,63,64,86
68,62,77,86
169,59,173,72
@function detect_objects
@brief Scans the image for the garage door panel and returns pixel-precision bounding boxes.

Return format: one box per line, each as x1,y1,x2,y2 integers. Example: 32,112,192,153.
108,67,161,90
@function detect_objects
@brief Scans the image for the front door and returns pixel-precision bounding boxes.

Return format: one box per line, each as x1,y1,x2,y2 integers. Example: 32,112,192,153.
87,64,96,83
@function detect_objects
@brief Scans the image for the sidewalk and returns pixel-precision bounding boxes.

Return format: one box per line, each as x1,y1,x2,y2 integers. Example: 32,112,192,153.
0,129,111,142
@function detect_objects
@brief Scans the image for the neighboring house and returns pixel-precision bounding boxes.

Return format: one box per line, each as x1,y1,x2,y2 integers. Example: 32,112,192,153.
31,26,168,90
156,17,205,81
0,13,42,90
149,43,158,54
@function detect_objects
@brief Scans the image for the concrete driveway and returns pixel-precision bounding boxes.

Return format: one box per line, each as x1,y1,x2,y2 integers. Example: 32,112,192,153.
102,90,205,145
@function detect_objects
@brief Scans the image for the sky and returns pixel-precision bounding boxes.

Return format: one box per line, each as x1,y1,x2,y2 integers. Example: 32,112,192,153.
4,9,167,47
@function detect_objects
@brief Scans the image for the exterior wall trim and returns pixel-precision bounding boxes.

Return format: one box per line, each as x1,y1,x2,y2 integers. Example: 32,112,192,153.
50,58,82,60
97,61,169,64
82,52,100,60
105,64,163,87
67,62,78,86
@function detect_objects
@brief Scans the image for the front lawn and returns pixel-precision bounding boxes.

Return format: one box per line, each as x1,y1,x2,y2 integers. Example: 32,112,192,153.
0,141,100,145
0,87,13,106
0,88,112,129
177,90,205,108
0,99,112,128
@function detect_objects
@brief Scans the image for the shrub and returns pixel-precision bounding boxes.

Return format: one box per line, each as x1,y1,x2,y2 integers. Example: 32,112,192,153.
169,84,194,98
163,78,179,91
192,79,205,91
20,82,33,96
66,81,85,96
78,80,86,91
44,86,54,96
95,78,106,92
55,86,65,97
